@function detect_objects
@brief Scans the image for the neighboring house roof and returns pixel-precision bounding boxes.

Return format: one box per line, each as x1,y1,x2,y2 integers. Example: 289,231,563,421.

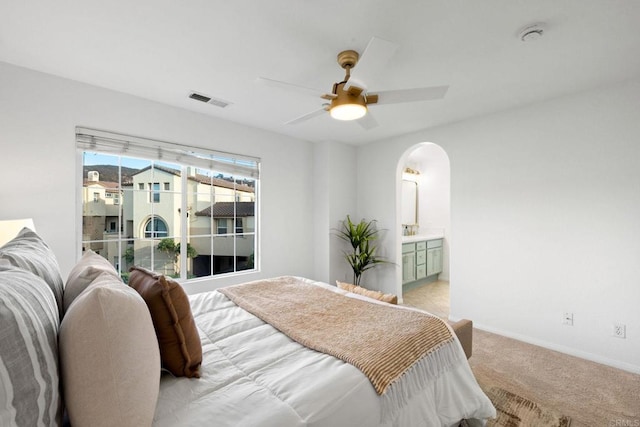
196,202,255,218
133,164,180,177
207,177,254,194
83,179,120,190
133,165,254,193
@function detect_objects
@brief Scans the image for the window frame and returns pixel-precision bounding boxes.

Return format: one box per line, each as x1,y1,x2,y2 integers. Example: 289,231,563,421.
149,182,160,203
143,216,168,239
77,127,260,283
216,218,228,235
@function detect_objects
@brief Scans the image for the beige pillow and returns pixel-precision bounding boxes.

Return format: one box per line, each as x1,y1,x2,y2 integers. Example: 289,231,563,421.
128,266,202,378
59,272,160,427
336,281,398,305
64,249,120,313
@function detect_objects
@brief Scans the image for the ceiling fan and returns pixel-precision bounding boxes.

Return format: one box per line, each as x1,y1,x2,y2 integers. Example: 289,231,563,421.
258,37,449,129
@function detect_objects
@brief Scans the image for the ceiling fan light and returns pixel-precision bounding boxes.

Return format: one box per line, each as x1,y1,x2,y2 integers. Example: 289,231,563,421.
330,103,367,121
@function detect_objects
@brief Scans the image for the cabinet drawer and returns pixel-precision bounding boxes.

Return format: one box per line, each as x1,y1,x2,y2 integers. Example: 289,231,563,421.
416,250,426,265
427,239,443,249
416,241,426,250
402,243,415,253
416,264,426,279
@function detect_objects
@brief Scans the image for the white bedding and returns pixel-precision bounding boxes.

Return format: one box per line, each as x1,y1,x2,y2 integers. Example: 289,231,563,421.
153,277,495,427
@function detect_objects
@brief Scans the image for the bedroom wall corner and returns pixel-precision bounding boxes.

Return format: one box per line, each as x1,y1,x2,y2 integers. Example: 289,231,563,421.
312,141,357,286
356,143,401,295
312,143,331,283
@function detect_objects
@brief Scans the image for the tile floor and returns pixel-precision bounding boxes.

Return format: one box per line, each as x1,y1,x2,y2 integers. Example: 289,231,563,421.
401,280,450,319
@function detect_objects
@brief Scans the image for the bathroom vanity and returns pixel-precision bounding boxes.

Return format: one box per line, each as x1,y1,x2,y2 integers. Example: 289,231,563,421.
402,235,444,287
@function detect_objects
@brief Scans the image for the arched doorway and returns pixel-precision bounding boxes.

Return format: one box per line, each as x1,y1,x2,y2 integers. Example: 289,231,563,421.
396,142,451,318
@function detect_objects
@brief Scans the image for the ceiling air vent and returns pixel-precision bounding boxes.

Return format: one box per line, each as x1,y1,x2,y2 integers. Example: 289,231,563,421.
189,92,232,108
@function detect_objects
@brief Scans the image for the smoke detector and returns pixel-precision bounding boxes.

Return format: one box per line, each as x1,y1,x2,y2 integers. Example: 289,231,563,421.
518,23,546,42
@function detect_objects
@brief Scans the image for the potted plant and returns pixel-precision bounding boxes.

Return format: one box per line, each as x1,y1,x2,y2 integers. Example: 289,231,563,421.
336,215,387,287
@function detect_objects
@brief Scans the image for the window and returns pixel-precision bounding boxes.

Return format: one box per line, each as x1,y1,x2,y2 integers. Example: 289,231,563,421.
93,192,99,202
77,127,260,281
216,219,228,235
149,183,160,203
144,216,168,238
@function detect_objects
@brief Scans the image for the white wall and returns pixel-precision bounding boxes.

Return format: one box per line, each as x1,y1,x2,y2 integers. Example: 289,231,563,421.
0,61,315,293
313,141,357,285
358,77,640,373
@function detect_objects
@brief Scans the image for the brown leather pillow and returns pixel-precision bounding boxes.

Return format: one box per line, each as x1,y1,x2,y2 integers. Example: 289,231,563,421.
128,267,202,378
336,281,398,305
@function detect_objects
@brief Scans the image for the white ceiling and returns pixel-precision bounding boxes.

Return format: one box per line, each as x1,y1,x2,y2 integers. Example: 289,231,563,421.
1,1,639,145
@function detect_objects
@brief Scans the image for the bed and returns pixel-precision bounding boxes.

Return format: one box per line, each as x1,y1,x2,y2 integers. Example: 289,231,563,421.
153,277,495,426
0,224,495,427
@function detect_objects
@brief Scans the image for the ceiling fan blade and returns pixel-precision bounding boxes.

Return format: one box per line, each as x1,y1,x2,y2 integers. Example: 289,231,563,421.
284,106,328,125
320,93,337,100
347,85,364,97
345,36,398,91
357,112,378,130
256,77,323,97
374,85,449,104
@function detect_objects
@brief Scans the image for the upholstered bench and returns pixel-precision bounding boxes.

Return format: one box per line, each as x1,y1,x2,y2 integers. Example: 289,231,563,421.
451,319,473,359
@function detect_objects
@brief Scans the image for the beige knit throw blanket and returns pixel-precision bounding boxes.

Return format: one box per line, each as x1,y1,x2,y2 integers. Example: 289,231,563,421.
218,276,464,421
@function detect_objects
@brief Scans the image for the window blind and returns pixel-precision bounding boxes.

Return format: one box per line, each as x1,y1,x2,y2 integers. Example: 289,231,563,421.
76,127,260,179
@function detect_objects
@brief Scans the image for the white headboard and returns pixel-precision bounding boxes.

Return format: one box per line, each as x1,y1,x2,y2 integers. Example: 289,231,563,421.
0,218,36,246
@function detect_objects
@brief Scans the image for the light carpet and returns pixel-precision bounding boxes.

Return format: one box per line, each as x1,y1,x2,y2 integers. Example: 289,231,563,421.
481,385,571,427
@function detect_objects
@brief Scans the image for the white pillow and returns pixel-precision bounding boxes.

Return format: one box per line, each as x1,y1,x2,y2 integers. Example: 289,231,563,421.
64,249,120,313
59,272,160,427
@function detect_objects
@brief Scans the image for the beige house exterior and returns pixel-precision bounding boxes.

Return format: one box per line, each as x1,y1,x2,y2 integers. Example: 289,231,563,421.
82,166,255,278
82,171,123,259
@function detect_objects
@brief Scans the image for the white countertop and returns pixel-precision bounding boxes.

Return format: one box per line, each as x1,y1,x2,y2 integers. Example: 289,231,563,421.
402,233,444,243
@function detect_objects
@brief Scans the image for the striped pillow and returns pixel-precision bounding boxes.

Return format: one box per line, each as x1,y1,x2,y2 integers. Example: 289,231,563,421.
0,228,64,318
0,265,62,426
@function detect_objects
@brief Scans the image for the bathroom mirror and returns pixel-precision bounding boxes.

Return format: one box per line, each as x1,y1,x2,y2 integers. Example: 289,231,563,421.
401,179,418,226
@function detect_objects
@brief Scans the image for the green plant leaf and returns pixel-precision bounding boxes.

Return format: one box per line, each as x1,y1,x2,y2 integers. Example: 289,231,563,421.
334,214,388,287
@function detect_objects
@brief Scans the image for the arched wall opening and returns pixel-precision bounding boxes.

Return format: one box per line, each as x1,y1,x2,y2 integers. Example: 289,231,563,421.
395,142,451,312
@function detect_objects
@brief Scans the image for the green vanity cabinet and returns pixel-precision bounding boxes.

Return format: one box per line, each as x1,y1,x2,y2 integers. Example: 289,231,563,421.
415,241,427,280
402,238,443,285
426,239,443,276
402,243,416,284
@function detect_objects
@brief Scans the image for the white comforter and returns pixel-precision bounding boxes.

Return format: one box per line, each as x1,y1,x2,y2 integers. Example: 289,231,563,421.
153,278,495,427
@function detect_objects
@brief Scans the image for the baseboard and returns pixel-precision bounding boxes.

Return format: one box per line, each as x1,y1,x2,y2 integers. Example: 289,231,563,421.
448,316,640,375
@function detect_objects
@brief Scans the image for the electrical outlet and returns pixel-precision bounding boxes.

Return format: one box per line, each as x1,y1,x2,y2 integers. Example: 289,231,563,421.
613,323,626,339
562,312,573,326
